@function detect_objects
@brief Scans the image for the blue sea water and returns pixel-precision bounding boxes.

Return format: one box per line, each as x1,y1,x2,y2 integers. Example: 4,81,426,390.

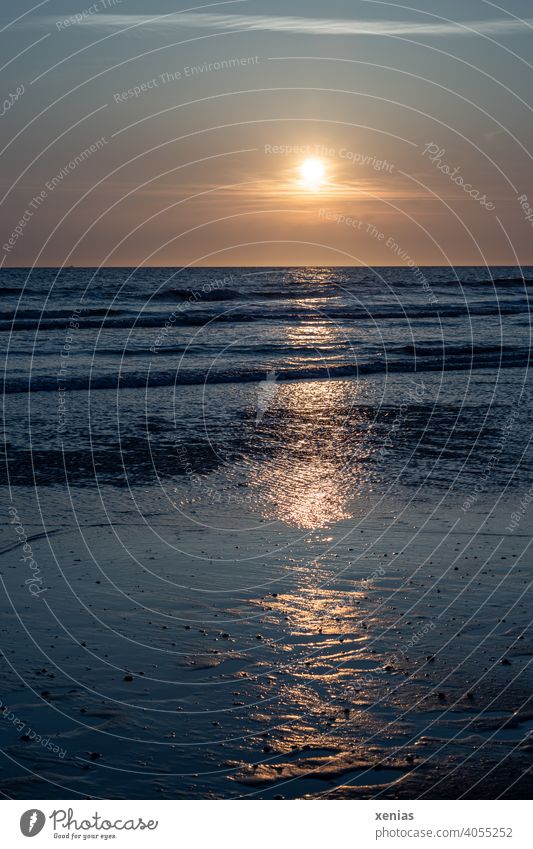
1,265,532,393
1,265,532,494
0,266,532,799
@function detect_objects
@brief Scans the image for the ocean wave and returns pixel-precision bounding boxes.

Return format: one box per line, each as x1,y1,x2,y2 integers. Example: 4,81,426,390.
462,277,533,287
151,287,242,301
0,307,122,321
5,347,530,394
401,342,527,357
0,300,529,332
0,286,24,296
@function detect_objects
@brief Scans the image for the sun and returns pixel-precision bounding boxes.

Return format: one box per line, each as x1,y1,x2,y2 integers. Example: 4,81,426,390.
299,157,326,190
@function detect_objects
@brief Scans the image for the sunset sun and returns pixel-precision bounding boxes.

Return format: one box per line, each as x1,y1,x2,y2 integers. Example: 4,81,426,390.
299,157,326,189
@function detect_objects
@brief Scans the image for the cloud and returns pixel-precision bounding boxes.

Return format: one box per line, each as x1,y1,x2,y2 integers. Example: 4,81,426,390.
38,12,533,38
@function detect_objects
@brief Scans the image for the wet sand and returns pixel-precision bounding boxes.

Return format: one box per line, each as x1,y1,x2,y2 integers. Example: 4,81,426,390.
1,486,531,800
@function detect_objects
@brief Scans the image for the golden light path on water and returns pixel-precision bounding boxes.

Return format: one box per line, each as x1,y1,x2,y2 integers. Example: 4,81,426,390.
247,371,367,530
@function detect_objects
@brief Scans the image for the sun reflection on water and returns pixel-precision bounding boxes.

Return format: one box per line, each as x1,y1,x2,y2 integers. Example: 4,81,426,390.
248,377,364,529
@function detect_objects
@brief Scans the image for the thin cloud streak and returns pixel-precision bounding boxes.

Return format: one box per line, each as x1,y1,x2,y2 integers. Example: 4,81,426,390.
34,13,533,37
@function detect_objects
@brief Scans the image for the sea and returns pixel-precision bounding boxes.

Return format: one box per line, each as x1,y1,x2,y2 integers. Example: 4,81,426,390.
1,266,532,799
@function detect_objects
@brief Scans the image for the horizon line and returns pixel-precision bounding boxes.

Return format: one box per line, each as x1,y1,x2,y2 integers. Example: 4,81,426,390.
3,263,532,270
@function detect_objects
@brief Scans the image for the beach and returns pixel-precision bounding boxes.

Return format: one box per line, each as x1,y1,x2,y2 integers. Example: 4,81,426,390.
1,266,532,799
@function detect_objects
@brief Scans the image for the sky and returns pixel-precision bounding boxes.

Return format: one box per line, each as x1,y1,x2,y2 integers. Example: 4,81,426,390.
1,0,533,267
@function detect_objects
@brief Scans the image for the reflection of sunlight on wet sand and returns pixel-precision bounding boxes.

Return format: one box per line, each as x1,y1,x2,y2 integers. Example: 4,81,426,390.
236,571,404,783
249,376,362,529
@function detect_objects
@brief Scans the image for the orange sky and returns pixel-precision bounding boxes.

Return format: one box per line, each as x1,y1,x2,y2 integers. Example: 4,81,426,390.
2,4,533,267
